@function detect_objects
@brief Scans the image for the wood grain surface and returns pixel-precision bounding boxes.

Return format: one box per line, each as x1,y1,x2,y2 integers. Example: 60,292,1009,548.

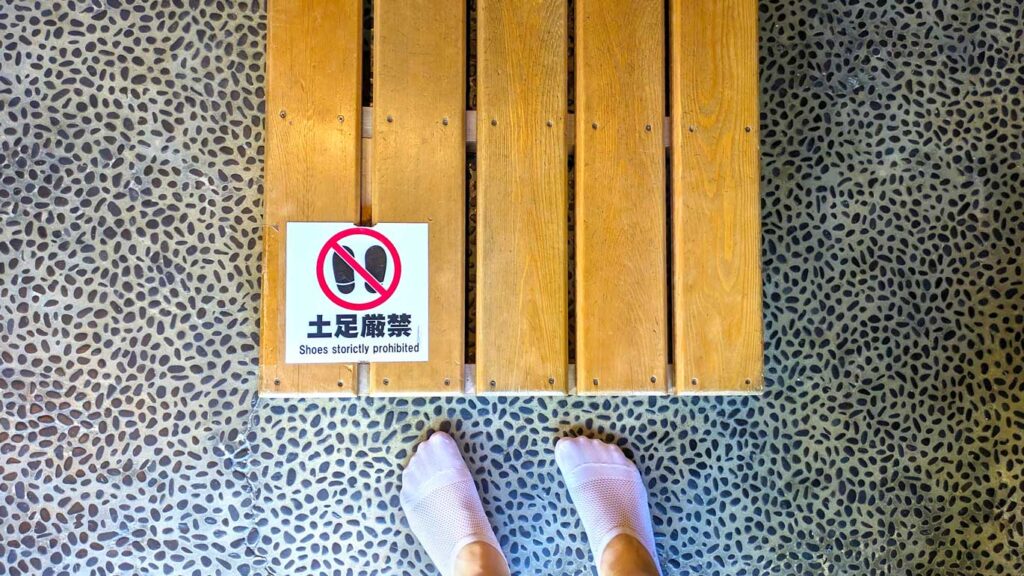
574,0,668,394
670,0,763,394
368,0,466,395
476,0,568,394
260,0,362,395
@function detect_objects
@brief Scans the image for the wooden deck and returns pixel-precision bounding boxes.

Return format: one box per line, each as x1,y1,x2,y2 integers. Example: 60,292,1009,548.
260,0,762,396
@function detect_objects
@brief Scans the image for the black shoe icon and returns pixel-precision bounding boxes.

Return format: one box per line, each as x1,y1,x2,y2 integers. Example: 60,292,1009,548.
364,246,388,294
332,246,357,294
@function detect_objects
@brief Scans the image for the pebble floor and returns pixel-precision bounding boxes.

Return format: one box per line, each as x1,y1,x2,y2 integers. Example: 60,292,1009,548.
1,1,1022,575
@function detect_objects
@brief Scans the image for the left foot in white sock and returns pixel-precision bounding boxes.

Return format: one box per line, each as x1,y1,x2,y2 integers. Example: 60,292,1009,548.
400,432,507,576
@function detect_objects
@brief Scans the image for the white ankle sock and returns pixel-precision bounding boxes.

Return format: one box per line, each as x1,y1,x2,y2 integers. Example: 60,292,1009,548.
555,436,661,573
400,432,507,576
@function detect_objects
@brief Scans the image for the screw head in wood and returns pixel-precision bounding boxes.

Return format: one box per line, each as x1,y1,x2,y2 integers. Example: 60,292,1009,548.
444,378,451,386
278,110,286,119
442,117,449,126
383,378,390,386
591,122,599,130
546,120,553,127
688,125,696,132
386,115,394,123
491,118,497,126
489,380,496,388
745,126,752,133
337,380,345,387
273,378,281,386
645,124,652,132
548,376,555,385
592,378,599,386
691,378,698,386
337,115,345,123
650,375,657,383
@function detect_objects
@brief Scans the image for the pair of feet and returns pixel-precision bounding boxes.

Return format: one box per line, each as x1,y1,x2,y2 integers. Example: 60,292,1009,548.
400,432,661,576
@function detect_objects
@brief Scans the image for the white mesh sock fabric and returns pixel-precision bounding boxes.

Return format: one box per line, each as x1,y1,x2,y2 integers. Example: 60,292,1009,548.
400,432,507,576
555,437,661,574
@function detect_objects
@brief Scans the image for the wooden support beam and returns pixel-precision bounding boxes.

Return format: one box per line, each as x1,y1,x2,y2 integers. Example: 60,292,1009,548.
360,108,672,148
670,0,764,394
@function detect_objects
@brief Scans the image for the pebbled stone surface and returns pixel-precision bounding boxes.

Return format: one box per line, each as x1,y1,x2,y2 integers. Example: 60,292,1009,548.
1,1,1022,575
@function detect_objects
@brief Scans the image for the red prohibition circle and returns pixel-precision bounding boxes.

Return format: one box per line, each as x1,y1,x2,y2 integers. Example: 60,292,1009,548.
315,227,402,311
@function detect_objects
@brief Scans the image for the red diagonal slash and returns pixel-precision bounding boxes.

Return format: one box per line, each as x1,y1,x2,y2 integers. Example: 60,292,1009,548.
331,240,388,296
316,226,402,311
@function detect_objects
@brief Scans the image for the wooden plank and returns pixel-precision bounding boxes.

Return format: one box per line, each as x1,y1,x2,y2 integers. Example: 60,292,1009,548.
476,0,568,394
369,0,466,394
574,0,667,394
670,0,763,393
259,0,362,395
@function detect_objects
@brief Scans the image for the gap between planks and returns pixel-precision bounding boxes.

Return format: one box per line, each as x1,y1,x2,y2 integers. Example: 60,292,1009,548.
258,363,761,397
360,107,671,147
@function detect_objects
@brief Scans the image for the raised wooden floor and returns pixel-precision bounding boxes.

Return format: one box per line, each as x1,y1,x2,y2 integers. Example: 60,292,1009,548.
260,0,763,396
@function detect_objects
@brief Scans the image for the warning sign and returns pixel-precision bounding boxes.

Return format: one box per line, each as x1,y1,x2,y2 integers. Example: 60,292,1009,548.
285,222,428,364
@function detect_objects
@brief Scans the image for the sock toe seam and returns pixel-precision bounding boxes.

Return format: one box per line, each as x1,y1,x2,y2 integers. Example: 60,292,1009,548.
400,467,474,509
559,463,642,486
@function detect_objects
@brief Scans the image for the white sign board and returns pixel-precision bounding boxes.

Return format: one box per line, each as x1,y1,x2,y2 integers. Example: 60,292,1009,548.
285,222,428,364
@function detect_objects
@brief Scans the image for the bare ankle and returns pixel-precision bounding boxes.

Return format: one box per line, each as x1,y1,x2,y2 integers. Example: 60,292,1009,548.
454,541,510,576
600,534,659,576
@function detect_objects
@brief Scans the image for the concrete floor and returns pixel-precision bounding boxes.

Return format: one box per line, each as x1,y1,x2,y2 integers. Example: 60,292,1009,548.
0,1,1022,575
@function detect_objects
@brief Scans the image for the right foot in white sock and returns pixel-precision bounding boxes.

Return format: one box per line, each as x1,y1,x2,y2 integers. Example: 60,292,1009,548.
400,432,508,576
555,436,661,574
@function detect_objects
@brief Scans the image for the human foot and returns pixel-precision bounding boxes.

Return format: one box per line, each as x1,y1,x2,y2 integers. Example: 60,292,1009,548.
400,432,508,576
555,437,660,575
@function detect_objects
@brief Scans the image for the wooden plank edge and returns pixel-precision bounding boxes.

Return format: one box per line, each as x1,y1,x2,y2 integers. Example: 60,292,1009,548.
257,223,281,394
259,363,763,397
